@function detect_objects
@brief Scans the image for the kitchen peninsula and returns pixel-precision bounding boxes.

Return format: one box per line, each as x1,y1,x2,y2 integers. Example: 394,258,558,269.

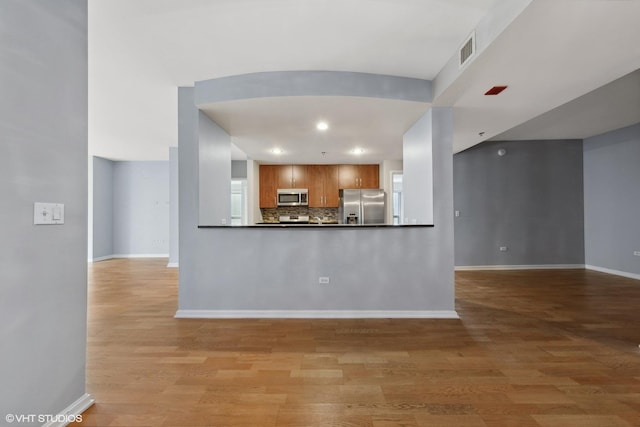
179,71,455,319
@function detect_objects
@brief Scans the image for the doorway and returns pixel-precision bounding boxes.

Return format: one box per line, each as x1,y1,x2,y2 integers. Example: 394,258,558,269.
391,172,403,225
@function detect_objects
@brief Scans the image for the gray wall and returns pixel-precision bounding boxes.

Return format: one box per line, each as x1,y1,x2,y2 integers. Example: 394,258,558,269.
93,156,114,259
0,0,89,421
232,160,248,179
179,88,455,315
198,112,231,226
403,109,436,225
584,123,640,277
169,147,179,266
113,161,170,256
453,139,585,267
195,70,432,104
91,159,170,259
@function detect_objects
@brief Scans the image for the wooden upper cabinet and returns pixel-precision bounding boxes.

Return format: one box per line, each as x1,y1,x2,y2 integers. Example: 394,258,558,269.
308,165,339,208
359,165,379,188
291,165,307,188
259,165,279,208
338,164,358,189
261,164,377,209
338,164,379,189
277,165,307,188
276,165,291,189
307,166,324,207
323,165,340,207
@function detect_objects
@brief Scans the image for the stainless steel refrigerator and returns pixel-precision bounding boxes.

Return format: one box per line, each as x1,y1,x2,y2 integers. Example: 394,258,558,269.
338,189,386,224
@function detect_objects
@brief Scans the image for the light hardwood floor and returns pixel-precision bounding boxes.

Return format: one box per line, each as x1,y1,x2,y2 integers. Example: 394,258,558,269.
75,259,640,426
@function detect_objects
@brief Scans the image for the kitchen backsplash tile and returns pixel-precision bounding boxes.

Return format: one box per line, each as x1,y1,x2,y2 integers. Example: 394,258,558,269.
260,207,338,223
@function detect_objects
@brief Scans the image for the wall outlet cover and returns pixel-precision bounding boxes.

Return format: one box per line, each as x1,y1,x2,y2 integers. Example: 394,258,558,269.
34,202,64,225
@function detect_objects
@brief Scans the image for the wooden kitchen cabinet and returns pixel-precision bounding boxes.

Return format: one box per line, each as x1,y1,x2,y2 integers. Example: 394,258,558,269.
359,165,379,188
261,163,377,208
277,165,307,188
337,164,357,189
308,165,339,207
338,164,379,189
259,165,279,208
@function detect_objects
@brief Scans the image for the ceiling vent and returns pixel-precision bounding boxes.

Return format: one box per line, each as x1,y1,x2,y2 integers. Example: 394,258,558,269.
459,32,476,68
484,85,508,96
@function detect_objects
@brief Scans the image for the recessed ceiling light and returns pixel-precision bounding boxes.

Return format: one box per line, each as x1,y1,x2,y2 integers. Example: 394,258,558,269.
316,121,329,131
351,147,365,155
271,148,283,155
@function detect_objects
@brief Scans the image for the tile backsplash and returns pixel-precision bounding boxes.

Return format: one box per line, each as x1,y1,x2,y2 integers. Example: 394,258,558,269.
260,207,338,223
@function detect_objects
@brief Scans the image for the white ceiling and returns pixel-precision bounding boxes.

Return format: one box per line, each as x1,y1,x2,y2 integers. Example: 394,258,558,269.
492,69,640,142
438,0,640,152
200,96,431,164
89,0,640,162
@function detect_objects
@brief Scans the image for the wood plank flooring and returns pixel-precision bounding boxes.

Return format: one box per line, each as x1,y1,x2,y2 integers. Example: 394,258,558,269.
75,260,640,426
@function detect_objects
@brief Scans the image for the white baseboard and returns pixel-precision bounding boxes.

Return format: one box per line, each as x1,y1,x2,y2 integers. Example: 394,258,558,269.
455,264,585,271
89,255,114,262
586,265,640,281
42,393,94,427
90,254,169,262
112,253,169,259
167,262,179,268
175,310,459,319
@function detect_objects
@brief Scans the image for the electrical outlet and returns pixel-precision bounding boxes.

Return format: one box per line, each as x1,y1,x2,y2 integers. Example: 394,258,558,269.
499,246,508,252
634,251,640,257
319,277,330,284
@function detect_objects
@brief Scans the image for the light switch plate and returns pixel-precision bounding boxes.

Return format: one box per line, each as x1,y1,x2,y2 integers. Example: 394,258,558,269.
34,202,64,225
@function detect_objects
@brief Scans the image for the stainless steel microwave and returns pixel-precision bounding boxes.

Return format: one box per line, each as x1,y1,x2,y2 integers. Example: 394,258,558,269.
277,189,308,206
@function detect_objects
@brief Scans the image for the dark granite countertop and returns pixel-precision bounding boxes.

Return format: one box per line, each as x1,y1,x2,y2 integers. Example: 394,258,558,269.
198,223,434,229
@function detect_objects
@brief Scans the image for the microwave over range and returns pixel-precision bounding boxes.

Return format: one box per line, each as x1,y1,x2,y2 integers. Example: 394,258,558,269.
277,188,308,206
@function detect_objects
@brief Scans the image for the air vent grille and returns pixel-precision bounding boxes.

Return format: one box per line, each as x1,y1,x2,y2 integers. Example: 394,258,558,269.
459,32,475,68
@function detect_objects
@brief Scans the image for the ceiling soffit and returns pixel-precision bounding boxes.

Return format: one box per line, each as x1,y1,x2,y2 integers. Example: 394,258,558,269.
196,71,433,163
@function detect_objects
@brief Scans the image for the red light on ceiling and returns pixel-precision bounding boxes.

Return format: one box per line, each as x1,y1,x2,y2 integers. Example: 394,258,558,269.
484,85,508,95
